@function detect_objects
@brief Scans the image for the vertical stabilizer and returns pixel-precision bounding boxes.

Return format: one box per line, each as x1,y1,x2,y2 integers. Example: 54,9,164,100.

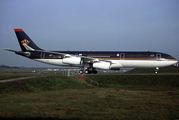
14,29,42,51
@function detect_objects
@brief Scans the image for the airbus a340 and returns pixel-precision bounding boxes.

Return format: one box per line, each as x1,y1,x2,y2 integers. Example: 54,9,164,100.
3,29,178,74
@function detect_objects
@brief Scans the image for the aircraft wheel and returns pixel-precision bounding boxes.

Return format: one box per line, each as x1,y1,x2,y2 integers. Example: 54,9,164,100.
85,70,89,74
155,67,159,74
79,70,83,74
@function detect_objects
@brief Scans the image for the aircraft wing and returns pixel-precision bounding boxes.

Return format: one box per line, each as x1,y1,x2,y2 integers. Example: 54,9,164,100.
35,49,119,64
35,49,101,63
22,44,113,63
2,48,113,64
35,49,67,57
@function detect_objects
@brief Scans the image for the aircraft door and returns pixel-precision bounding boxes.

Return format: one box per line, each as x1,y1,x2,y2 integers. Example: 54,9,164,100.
120,53,125,60
156,54,161,61
40,53,45,59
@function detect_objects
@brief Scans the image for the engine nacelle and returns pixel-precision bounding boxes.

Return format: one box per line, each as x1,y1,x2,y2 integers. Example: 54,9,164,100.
93,62,111,69
63,57,82,65
110,63,123,70
93,62,123,70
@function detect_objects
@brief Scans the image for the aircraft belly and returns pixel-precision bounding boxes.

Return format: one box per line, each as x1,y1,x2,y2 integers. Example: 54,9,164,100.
34,59,69,66
118,60,177,68
151,61,177,67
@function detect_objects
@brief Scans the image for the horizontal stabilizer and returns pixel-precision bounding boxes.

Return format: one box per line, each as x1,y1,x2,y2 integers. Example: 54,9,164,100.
2,48,18,52
2,48,30,56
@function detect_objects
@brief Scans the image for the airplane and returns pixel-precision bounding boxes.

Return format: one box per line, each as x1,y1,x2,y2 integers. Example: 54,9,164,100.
2,29,178,74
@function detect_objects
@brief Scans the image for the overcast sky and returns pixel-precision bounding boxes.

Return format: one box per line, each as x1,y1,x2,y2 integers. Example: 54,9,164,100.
0,0,179,67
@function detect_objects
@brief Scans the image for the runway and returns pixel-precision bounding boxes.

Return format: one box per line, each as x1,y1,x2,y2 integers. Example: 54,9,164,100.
120,73,179,75
0,76,38,83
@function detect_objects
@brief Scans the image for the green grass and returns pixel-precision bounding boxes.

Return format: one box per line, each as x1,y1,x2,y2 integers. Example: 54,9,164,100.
0,74,179,119
87,75,179,88
0,75,92,94
0,88,178,120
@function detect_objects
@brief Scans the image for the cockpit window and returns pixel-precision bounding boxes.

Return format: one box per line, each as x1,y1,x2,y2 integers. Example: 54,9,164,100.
167,56,172,58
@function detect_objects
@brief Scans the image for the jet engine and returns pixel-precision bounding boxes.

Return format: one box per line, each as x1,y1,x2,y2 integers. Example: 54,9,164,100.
110,63,123,70
63,57,82,65
93,62,111,69
93,62,123,70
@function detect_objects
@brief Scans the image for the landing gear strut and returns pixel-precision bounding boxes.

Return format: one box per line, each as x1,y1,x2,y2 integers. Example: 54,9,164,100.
155,67,159,74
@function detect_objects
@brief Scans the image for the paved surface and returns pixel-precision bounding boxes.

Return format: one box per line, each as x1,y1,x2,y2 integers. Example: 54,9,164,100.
0,76,38,83
87,73,179,76
120,73,179,75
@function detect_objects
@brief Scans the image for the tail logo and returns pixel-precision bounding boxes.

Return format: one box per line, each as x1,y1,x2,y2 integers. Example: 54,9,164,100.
21,39,30,45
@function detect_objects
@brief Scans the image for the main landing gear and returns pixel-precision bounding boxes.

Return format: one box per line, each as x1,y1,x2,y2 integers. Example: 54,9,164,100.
79,68,97,74
155,67,159,74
